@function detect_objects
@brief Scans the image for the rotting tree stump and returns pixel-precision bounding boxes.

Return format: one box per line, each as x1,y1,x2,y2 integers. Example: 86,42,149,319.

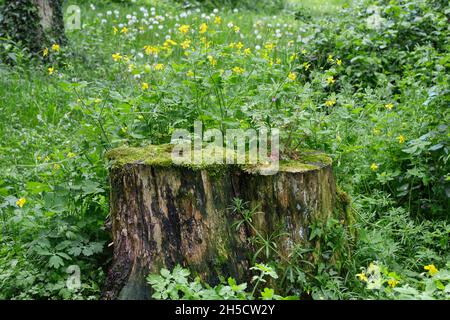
103,144,343,299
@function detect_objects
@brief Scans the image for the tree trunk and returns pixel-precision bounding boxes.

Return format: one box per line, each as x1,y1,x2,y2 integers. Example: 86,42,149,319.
0,0,66,54
103,145,339,299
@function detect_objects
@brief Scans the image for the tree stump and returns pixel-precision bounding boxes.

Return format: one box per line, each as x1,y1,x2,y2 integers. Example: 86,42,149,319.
103,145,340,299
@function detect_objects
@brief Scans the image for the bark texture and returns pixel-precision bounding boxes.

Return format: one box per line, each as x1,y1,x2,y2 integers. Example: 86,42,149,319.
103,145,338,299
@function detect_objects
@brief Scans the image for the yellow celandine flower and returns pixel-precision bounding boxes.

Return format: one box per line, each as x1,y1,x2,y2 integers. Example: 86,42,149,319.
397,135,405,144
370,163,379,171
289,53,297,62
214,16,221,24
387,279,399,288
229,42,235,49
186,70,194,77
154,63,164,71
51,43,60,52
181,40,191,50
303,62,311,70
265,42,275,51
243,48,251,55
235,42,244,50
67,152,76,158
207,55,217,66
113,26,118,35
178,24,190,34
336,59,342,66
43,47,49,57
356,273,368,282
199,23,208,34
288,72,297,81
144,45,160,55
326,76,335,85
327,54,334,63
141,82,149,90
48,67,55,75
325,98,336,107
233,26,240,33
112,53,122,62
16,198,26,208
385,103,394,110
232,66,245,74
120,26,128,34
163,39,177,47
424,264,438,276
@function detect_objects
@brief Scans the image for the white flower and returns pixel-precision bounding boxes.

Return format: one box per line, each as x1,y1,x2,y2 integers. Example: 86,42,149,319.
233,8,239,13
227,22,234,28
106,11,112,15
255,45,261,50
213,8,219,13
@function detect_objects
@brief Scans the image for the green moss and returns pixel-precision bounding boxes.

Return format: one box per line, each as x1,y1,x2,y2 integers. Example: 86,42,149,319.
107,144,332,173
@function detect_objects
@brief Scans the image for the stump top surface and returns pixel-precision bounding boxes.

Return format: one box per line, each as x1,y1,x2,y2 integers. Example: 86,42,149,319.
107,144,332,173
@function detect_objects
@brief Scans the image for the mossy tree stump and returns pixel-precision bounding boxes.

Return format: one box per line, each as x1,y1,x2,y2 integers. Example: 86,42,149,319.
103,145,338,299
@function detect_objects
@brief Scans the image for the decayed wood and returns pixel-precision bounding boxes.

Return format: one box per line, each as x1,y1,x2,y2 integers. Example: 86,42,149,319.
103,146,337,299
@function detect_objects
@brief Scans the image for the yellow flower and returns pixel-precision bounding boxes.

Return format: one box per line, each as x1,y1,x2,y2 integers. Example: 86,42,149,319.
112,53,122,62
397,135,405,144
387,279,399,288
288,72,297,81
113,26,118,35
163,39,177,48
199,23,208,34
120,26,128,34
303,62,311,70
372,128,381,135
265,42,275,51
214,16,221,24
144,45,160,55
51,43,60,52
385,103,394,110
235,42,244,50
356,273,368,282
232,66,245,74
336,59,342,66
178,24,190,34
181,40,191,50
326,76,335,85
327,54,334,63
325,98,336,107
370,163,379,171
424,264,438,276
233,26,240,33
43,47,49,57
48,67,55,75
301,49,307,55
207,55,217,66
186,70,194,77
16,198,26,208
141,82,149,90
53,163,61,170
243,48,251,55
67,152,76,158
154,63,164,71
289,53,297,62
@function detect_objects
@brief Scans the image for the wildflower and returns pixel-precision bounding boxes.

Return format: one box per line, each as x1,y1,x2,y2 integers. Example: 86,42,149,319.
372,128,381,135
120,26,128,34
186,70,194,77
265,42,275,51
43,47,49,57
178,24,190,34
336,59,342,66
325,98,336,107
112,53,122,61
67,152,76,158
163,39,177,47
214,16,221,24
141,82,149,90
233,26,240,33
397,135,405,144
356,273,368,282
199,23,208,34
385,103,394,110
235,42,244,50
301,49,307,55
53,163,61,170
113,26,118,34
207,55,217,66
303,62,311,70
16,198,26,208
289,53,297,62
370,163,378,171
181,40,191,50
288,72,297,81
424,264,438,276
387,279,399,288
48,67,55,75
326,76,335,85
51,43,60,52
144,45,160,55
243,48,251,55
232,66,245,74
154,63,164,71
327,54,334,63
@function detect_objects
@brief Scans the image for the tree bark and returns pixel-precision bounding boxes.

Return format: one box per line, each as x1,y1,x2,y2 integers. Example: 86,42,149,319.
103,145,338,299
0,0,66,54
